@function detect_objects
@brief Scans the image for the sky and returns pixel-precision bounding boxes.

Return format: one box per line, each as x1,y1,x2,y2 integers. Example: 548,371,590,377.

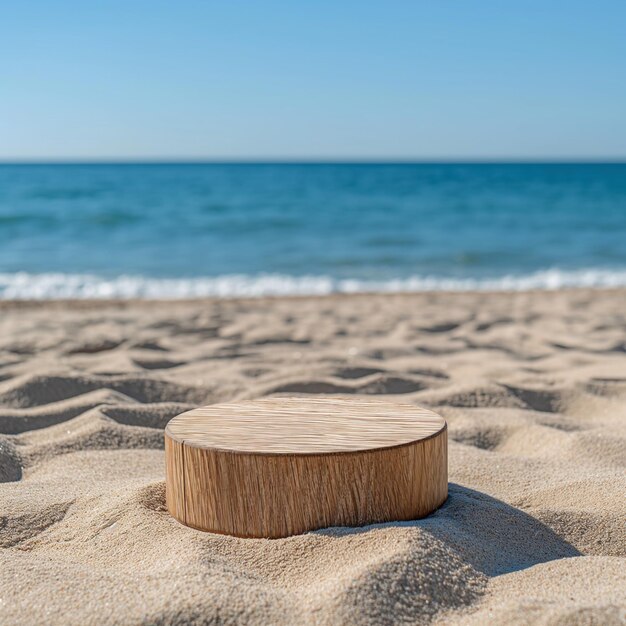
1,1,625,160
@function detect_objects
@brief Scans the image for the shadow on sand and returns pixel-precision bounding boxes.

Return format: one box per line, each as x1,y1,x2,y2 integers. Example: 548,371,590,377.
317,483,580,576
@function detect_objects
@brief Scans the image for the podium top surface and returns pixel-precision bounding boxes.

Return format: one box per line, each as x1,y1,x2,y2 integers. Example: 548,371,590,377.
165,397,446,455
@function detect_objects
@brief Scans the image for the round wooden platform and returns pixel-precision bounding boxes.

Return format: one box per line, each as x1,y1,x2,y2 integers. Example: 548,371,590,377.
164,397,447,538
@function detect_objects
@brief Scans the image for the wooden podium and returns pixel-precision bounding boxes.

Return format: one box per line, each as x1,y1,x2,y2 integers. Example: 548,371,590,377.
165,397,447,538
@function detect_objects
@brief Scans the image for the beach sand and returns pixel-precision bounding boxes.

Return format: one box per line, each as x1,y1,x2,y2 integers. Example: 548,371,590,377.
1,290,624,625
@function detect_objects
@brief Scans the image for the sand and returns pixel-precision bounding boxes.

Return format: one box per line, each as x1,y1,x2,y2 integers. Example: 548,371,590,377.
0,290,624,625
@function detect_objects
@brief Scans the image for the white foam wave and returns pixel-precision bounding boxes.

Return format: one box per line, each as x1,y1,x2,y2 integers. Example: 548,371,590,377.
1,269,626,300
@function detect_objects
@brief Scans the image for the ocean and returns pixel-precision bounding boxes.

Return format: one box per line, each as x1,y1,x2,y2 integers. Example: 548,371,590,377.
0,162,625,299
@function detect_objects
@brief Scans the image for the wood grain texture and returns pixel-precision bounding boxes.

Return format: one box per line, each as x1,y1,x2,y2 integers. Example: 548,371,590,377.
165,397,447,538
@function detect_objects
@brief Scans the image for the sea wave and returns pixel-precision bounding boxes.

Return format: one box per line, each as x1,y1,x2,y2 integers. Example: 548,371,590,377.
1,269,626,300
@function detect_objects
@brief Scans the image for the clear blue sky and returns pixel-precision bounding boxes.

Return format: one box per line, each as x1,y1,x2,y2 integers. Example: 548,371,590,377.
2,1,625,160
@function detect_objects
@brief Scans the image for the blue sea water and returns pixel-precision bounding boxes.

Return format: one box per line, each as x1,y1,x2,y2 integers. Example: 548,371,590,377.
0,163,625,298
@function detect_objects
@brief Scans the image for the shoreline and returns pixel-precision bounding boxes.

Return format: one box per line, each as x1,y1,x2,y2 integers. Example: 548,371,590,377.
1,284,625,309
2,268,626,301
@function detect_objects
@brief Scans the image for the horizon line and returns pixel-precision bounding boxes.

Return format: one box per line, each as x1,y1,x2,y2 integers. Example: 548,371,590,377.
1,157,626,165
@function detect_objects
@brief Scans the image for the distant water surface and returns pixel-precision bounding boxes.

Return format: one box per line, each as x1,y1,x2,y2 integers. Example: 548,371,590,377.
0,163,625,298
